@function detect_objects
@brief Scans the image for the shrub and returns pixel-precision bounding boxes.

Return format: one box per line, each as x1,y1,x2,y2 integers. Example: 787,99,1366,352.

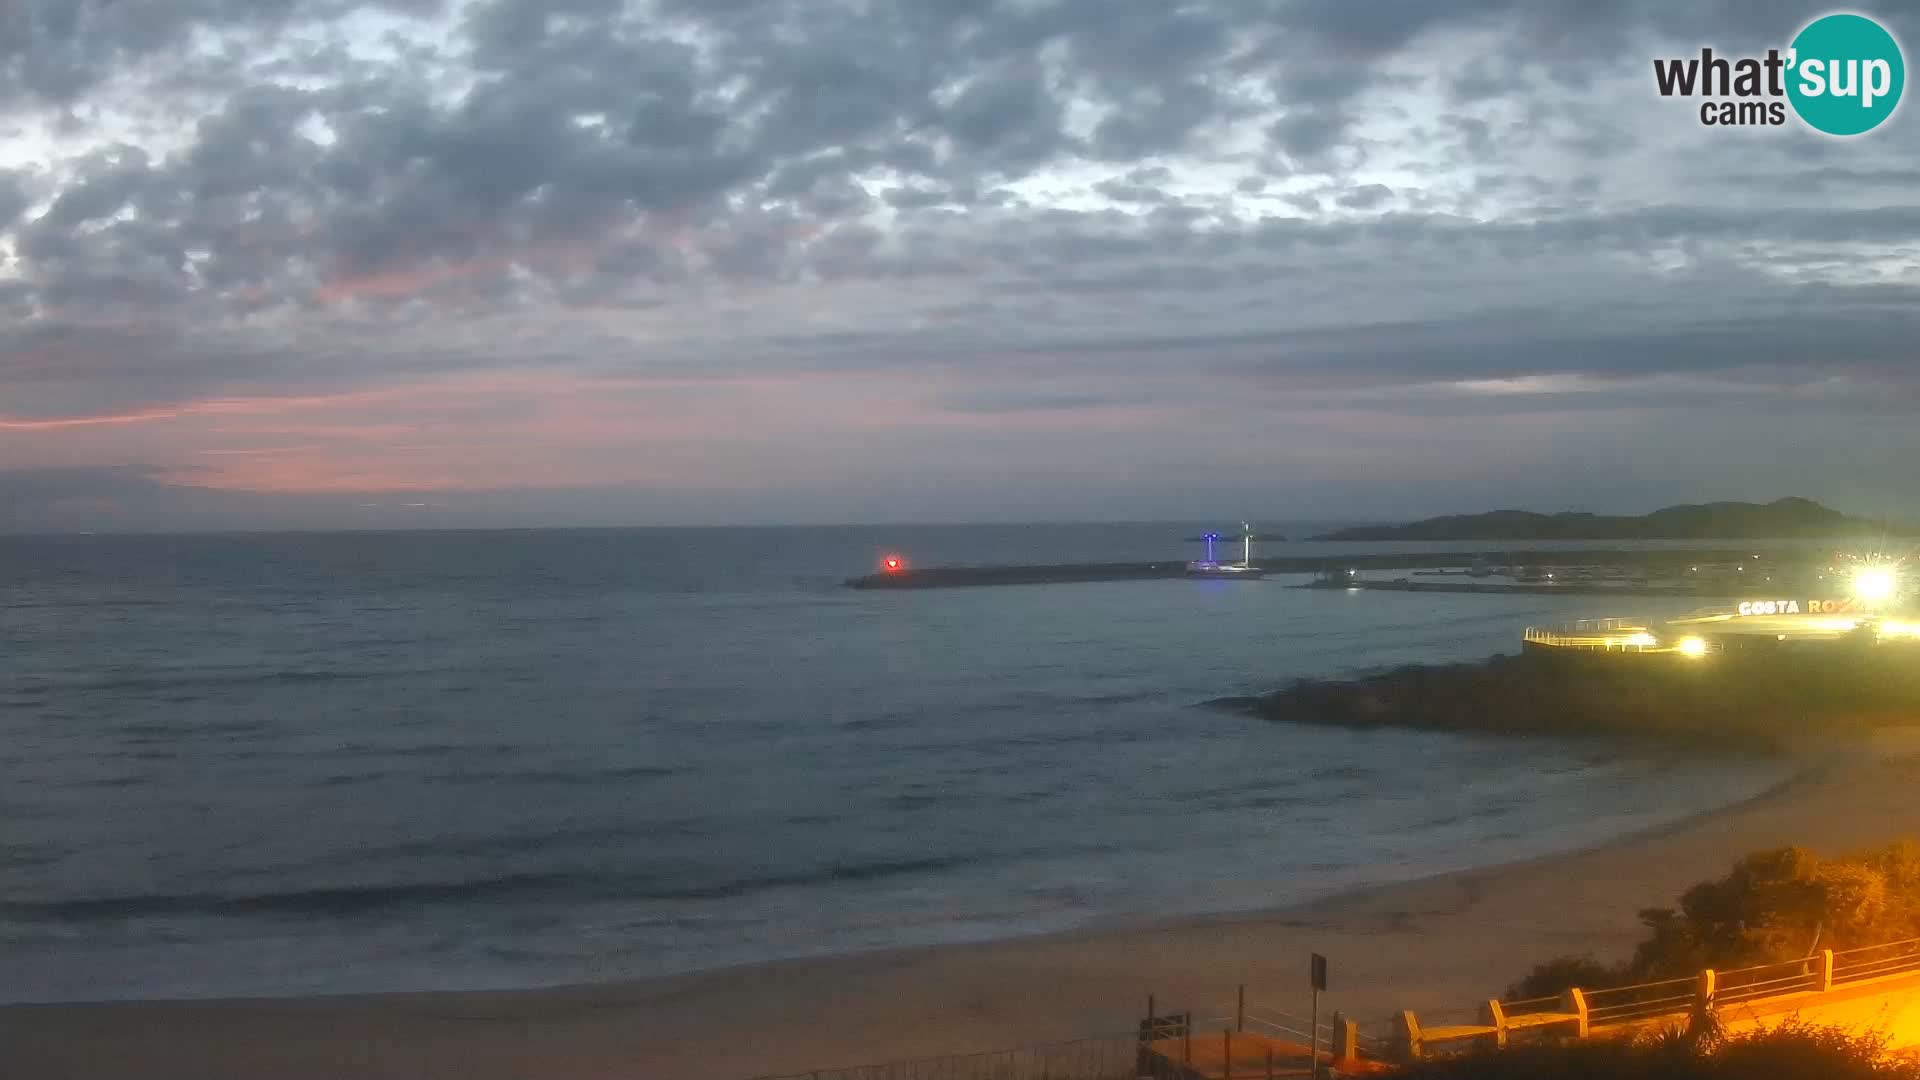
1627,842,1920,979
1506,953,1625,1001
1510,840,1920,999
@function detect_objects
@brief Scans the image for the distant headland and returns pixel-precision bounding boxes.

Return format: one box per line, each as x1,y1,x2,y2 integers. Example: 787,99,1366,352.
1312,496,1898,542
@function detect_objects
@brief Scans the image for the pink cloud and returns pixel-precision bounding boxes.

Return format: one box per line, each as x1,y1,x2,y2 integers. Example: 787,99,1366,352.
3,365,1228,497
0,408,200,431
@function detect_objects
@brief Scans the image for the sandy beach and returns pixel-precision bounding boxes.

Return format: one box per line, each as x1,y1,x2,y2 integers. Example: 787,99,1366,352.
8,732,1920,1080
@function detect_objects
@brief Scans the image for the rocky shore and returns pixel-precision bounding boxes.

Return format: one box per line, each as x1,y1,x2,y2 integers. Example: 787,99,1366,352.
1211,645,1920,747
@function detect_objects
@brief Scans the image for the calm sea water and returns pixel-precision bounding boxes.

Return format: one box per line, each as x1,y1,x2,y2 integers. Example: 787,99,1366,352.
0,525,1790,1003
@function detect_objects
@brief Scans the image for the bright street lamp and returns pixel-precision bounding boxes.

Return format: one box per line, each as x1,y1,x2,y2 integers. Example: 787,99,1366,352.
1852,566,1899,606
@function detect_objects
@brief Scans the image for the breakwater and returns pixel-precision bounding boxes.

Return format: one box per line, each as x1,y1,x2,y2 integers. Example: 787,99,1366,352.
1210,644,1920,745
845,548,1767,590
1298,579,1704,597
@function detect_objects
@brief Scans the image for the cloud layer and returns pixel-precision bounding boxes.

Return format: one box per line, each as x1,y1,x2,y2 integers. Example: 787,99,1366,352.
4,1,1919,528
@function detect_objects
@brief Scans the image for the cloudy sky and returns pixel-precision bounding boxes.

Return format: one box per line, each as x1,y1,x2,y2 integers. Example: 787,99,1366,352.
3,0,1918,531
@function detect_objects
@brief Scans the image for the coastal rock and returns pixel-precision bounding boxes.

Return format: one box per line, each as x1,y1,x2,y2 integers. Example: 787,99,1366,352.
1213,646,1920,746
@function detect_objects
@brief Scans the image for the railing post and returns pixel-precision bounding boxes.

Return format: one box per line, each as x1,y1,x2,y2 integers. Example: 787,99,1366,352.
1333,1012,1358,1062
1395,1011,1423,1061
1695,969,1717,1028
1183,1010,1191,1063
1265,1045,1274,1080
1563,987,1590,1038
1481,999,1508,1049
1237,983,1245,1032
1223,1029,1232,1080
1138,994,1154,1077
1820,949,1835,993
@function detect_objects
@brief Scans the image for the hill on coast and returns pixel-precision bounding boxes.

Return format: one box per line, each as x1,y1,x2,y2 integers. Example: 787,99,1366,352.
1313,497,1893,542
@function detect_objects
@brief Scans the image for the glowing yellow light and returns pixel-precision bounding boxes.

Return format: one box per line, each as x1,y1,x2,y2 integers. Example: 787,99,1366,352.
1677,636,1708,657
1852,566,1899,604
1625,632,1657,647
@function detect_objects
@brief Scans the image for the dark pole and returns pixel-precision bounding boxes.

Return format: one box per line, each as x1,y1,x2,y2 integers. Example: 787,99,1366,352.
1311,985,1319,1078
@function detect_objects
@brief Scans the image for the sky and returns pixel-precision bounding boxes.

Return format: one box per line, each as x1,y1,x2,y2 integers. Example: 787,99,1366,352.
2,0,1919,532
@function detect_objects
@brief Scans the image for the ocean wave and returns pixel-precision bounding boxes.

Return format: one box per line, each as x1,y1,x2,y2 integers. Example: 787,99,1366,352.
1071,690,1160,705
421,764,678,786
1308,764,1377,782
1,856,978,922
112,717,274,739
0,874,575,921
834,714,915,733
639,856,974,901
326,741,527,761
29,668,400,696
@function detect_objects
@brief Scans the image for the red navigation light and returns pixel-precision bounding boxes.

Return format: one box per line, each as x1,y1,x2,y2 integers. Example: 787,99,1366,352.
882,555,906,573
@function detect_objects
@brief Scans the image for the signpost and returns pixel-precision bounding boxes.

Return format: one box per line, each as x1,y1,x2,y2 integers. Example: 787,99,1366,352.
1310,953,1328,1076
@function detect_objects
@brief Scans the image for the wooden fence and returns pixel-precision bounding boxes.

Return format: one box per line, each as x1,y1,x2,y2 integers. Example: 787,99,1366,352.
742,937,1920,1079
1395,936,1920,1060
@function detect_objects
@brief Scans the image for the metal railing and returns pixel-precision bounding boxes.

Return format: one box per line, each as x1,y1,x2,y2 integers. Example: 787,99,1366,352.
1715,957,1822,1007
1523,618,1724,654
1582,974,1701,1027
1833,937,1920,985
1225,1005,1330,1048
1523,618,1658,651
1499,994,1564,1014
1197,993,1348,1052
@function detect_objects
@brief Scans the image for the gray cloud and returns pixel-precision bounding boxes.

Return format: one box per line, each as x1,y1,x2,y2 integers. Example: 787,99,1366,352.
5,0,1920,523
0,170,31,227
0,461,178,499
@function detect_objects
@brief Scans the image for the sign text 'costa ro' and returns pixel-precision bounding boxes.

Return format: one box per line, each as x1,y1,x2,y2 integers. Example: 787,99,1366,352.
1736,598,1864,616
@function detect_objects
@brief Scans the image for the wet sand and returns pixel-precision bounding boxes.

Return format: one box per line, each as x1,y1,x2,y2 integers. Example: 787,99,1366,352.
8,732,1920,1080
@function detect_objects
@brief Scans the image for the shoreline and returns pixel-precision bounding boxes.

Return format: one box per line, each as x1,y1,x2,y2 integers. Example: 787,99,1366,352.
1,742,1804,1007
7,734,1920,1080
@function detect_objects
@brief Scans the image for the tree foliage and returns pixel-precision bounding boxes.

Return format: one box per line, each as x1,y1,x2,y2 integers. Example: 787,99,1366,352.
1510,841,1920,999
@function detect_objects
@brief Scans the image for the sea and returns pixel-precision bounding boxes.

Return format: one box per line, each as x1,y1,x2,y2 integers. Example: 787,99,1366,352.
0,524,1796,1003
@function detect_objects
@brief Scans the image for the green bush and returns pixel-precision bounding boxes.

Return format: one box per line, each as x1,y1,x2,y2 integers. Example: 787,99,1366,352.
1629,842,1920,978
1506,953,1624,1000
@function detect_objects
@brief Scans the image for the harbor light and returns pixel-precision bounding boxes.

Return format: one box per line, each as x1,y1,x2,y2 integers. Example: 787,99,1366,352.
1851,565,1899,605
882,554,907,573
1625,632,1657,648
1677,636,1708,657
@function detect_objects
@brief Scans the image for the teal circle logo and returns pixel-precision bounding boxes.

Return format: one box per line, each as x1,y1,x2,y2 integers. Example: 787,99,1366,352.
1787,13,1905,135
